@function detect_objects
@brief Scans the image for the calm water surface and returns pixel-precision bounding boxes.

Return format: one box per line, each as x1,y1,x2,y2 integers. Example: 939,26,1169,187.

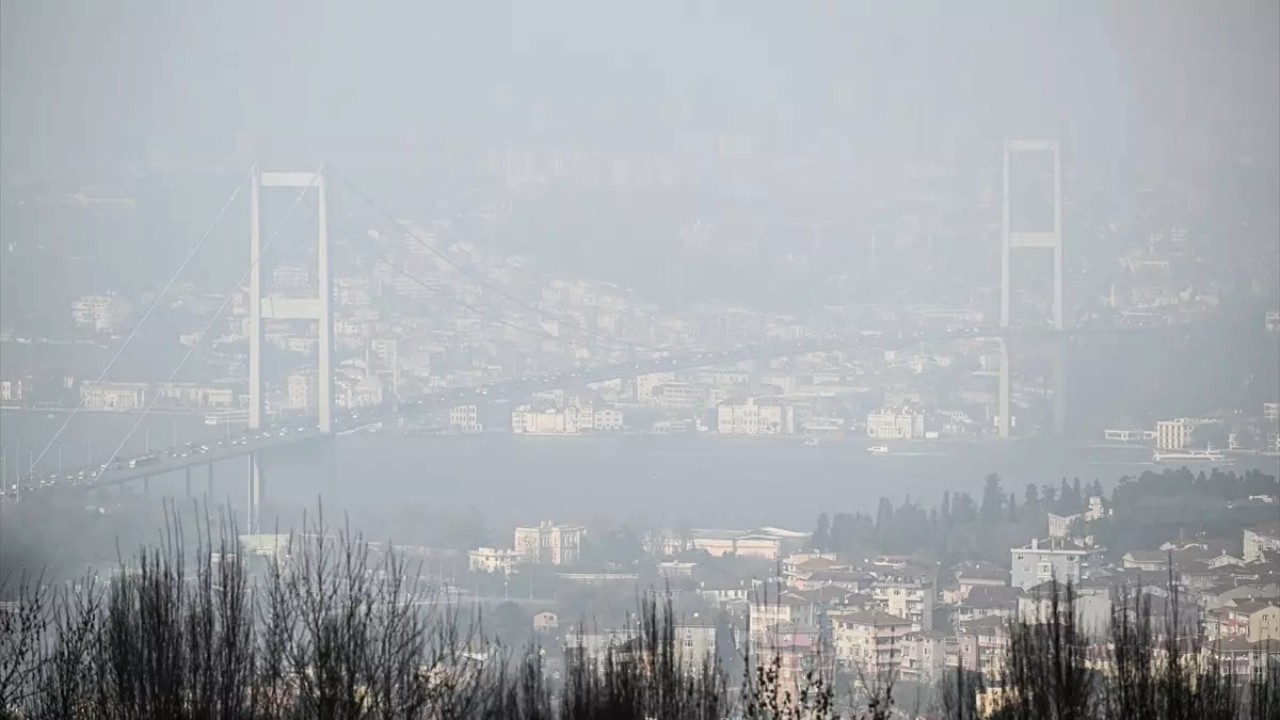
6,409,1274,530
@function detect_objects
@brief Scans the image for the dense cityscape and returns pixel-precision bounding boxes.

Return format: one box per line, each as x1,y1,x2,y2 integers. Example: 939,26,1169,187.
2,2,1279,718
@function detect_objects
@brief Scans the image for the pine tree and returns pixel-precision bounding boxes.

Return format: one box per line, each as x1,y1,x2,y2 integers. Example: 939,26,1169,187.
1008,491,1019,522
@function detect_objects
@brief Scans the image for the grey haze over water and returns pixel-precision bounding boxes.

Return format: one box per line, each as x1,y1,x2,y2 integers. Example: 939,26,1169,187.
5,409,1276,531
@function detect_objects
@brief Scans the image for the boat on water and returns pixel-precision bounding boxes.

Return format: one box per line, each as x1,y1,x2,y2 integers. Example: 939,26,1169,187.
867,444,890,454
1152,445,1233,465
803,437,820,447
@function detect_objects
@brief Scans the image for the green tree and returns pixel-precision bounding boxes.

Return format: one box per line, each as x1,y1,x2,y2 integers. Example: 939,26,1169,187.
952,492,977,525
980,473,1004,523
1024,483,1041,516
812,512,830,551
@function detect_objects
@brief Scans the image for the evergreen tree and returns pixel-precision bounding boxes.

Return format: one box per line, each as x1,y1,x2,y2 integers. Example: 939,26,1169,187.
1041,484,1058,509
874,497,895,547
952,492,978,525
1024,483,1041,516
980,473,1004,523
812,512,830,552
1088,479,1104,500
1008,492,1018,522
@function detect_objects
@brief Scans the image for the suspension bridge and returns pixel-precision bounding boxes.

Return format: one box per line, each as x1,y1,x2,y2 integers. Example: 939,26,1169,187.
4,141,1184,530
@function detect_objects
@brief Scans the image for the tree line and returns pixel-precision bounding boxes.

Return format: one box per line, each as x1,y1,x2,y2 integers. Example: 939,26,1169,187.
2,501,1279,719
810,468,1277,570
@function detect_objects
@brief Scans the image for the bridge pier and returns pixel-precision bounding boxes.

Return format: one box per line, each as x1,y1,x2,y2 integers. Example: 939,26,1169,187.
1052,337,1067,435
248,453,266,535
325,440,337,500
998,340,1011,439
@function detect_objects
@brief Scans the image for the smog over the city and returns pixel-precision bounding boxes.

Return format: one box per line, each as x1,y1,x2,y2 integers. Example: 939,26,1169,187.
1,2,1278,717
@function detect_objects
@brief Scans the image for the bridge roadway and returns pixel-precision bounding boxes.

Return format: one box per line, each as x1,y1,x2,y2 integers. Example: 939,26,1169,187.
21,324,1178,493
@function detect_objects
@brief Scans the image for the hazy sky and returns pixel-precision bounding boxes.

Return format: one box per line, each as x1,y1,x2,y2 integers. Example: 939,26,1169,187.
2,1,1276,178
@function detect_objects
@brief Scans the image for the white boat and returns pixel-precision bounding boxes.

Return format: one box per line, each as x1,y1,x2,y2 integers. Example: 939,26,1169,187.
1152,445,1232,465
868,445,889,454
803,437,820,447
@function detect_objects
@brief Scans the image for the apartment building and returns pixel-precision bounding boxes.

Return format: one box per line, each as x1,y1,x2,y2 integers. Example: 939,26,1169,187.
1010,537,1099,591
870,570,935,631
1243,523,1280,563
287,372,318,412
514,521,586,565
673,616,719,670
830,609,913,675
1155,417,1215,450
957,616,1009,679
449,405,482,433
70,293,132,333
899,631,953,682
748,593,819,653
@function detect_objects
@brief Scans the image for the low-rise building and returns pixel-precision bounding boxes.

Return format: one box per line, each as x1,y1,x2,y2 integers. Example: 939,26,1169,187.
514,521,586,565
512,406,580,435
468,547,522,574
81,381,147,410
865,407,926,440
717,397,795,435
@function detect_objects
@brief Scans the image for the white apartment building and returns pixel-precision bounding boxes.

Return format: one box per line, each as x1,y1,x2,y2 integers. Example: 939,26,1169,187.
1265,402,1279,425
81,382,147,410
831,609,913,675
866,407,926,440
1,380,23,403
1155,417,1213,450
717,397,795,435
71,294,132,333
468,547,522,574
449,405,483,433
1010,537,1099,590
514,521,586,565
